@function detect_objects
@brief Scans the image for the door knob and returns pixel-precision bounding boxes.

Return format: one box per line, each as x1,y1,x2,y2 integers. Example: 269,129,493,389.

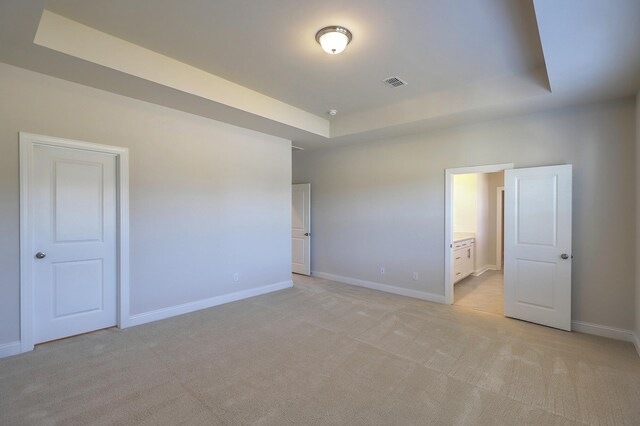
560,253,569,260
304,233,310,237
35,252,46,259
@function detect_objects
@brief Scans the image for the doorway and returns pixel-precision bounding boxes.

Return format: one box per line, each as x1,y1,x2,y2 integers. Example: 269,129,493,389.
444,163,513,307
19,133,130,353
450,170,506,315
444,163,573,331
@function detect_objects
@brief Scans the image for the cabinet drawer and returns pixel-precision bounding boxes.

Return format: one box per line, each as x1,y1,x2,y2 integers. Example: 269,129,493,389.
453,238,475,248
460,239,474,248
453,249,465,265
455,247,472,259
453,264,464,281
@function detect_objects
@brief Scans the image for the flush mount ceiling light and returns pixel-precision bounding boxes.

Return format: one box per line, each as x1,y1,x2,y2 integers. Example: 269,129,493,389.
315,26,352,55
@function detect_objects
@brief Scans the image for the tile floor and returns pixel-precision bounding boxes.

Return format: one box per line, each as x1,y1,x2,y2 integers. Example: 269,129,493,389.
454,270,504,315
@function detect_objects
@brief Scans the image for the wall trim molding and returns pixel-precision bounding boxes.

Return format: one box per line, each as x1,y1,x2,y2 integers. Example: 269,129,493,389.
0,341,21,359
127,280,293,327
472,264,499,277
312,271,445,304
572,321,638,354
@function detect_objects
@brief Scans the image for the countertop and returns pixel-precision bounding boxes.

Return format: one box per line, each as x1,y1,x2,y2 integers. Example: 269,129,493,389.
453,232,475,242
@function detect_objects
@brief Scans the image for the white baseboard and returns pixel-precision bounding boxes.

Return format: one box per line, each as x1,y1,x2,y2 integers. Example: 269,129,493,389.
472,264,500,277
0,341,21,359
572,320,638,348
312,271,445,304
127,280,293,327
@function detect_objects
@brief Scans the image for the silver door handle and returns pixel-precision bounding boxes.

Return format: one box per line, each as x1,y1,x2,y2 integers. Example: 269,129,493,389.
560,253,569,260
304,233,310,237
35,252,46,259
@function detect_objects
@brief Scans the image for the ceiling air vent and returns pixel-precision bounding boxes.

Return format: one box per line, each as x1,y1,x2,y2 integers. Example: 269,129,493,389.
382,76,408,88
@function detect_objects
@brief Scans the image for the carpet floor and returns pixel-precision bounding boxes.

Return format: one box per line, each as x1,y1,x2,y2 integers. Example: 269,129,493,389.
1,275,639,425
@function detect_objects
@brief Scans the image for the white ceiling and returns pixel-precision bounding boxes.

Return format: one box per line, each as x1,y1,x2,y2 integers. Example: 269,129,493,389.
44,0,545,117
0,0,639,149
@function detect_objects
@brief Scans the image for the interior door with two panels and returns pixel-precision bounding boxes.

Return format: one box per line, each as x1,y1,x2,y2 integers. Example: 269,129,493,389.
31,144,117,344
292,183,311,275
504,165,572,331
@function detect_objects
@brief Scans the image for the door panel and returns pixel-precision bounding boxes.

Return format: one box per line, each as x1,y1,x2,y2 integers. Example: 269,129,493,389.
504,165,572,331
292,184,311,275
52,259,104,318
516,175,557,246
54,161,104,242
515,259,555,309
32,145,117,344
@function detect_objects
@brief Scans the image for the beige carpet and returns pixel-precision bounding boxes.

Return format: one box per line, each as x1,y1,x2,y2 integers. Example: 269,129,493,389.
1,275,639,425
454,270,504,315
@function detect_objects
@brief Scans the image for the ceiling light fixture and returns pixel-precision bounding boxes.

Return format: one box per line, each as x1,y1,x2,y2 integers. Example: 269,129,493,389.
315,26,352,55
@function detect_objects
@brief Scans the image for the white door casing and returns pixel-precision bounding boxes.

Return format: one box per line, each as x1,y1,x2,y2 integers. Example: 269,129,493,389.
504,165,572,331
496,186,504,270
292,184,311,275
20,133,130,352
444,163,514,304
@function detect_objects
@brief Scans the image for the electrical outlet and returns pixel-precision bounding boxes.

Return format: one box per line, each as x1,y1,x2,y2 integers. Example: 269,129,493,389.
233,273,239,282
380,267,385,275
412,272,419,281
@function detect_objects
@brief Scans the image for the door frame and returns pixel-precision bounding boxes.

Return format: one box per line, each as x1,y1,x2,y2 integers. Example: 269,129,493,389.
444,163,513,305
19,132,130,353
496,186,504,271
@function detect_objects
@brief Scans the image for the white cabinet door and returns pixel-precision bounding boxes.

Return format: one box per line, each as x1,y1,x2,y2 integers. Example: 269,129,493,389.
464,245,474,277
32,145,117,343
504,165,572,331
292,184,311,275
453,248,465,283
453,240,475,283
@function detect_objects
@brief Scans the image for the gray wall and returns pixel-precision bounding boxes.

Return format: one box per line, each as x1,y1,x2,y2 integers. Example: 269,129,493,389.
0,63,292,345
294,98,636,330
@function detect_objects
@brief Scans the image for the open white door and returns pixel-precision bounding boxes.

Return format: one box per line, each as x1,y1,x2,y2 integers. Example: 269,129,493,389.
504,165,572,331
292,184,311,275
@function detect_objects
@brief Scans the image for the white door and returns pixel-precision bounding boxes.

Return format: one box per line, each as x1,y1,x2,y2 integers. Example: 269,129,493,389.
504,165,572,331
292,184,311,275
32,145,117,344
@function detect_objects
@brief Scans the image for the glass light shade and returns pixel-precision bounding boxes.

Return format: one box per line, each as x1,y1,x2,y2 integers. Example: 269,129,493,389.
319,31,348,54
316,26,352,55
